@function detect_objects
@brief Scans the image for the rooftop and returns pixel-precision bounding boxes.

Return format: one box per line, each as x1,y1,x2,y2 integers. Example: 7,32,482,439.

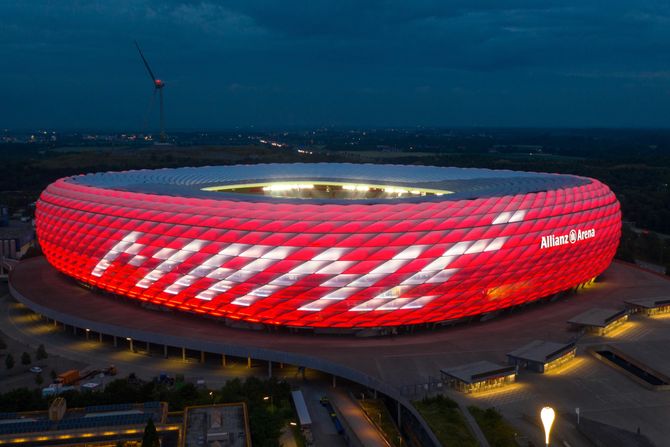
506,339,575,363
440,360,516,384
624,297,670,309
291,390,311,426
0,401,164,437
184,404,249,447
567,308,628,328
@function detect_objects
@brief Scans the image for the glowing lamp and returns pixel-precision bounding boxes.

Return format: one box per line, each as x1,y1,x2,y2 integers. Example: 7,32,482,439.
540,406,555,446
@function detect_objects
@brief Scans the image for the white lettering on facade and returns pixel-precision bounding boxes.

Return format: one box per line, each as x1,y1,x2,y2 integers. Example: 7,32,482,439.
540,228,595,249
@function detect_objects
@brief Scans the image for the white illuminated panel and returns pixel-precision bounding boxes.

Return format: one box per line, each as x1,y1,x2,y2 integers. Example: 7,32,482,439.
351,236,508,311
240,245,273,258
314,247,351,261
509,209,527,222
220,243,251,256
91,231,143,277
262,246,297,259
393,245,427,260
492,209,526,224
134,240,206,289
492,211,513,225
316,261,355,275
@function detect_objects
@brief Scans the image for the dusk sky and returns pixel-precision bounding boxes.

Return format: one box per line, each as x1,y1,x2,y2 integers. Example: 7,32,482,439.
2,1,670,130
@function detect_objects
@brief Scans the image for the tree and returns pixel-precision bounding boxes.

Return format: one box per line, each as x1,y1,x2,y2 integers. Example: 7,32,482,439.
35,374,43,386
141,418,160,447
5,354,14,370
36,344,48,361
21,352,31,365
50,369,57,380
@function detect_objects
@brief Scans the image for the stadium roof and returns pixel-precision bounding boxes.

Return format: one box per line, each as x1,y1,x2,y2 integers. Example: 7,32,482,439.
69,163,589,204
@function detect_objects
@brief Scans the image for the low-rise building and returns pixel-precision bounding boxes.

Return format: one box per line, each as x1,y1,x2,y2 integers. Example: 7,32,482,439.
183,403,251,447
0,221,34,260
567,308,628,335
441,361,517,393
0,401,176,446
507,340,576,373
624,297,670,316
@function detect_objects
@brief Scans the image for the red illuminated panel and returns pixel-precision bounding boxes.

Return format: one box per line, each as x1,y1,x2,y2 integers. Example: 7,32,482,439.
35,169,621,328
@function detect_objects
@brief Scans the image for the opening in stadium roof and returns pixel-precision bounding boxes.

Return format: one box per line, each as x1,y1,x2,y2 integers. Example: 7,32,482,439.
202,181,452,200
72,163,589,203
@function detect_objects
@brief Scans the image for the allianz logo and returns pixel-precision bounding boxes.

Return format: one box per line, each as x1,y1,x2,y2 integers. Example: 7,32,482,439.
540,228,596,249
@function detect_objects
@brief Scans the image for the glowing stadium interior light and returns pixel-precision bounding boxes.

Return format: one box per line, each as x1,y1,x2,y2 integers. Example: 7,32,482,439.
202,181,452,199
262,183,314,192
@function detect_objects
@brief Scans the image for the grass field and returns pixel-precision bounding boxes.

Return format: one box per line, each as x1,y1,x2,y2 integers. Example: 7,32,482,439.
358,398,403,447
469,406,518,447
413,396,478,447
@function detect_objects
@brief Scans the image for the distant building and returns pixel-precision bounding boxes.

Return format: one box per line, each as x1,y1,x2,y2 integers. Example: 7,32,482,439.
183,403,251,447
0,205,8,226
0,400,252,446
0,401,178,446
0,205,35,262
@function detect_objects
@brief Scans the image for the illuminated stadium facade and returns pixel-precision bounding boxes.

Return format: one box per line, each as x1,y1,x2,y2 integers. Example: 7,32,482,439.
35,163,621,329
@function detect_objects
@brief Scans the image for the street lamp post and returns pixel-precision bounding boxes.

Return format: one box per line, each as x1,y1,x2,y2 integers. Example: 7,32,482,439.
540,406,556,447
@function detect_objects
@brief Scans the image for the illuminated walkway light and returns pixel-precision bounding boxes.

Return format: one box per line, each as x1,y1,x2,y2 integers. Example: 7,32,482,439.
540,406,555,446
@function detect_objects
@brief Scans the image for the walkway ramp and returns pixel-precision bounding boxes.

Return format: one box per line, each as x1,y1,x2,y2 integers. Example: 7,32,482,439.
328,389,388,447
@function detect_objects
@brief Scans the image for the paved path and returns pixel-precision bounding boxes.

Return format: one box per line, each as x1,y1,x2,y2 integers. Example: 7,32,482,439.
445,390,491,447
278,427,298,447
301,384,348,447
328,388,388,447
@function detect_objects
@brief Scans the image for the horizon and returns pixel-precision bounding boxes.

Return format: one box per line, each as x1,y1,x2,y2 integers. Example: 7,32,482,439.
6,125,670,134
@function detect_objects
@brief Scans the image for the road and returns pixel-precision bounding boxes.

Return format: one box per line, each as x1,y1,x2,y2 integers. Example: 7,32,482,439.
328,388,388,447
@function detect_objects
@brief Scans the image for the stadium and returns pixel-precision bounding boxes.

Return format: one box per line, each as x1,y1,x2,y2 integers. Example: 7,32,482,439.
35,163,621,329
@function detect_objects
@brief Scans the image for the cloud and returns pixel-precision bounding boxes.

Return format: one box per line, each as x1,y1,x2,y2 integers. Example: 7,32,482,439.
2,0,670,128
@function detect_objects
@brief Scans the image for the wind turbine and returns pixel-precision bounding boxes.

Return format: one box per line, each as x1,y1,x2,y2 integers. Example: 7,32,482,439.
135,41,167,143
